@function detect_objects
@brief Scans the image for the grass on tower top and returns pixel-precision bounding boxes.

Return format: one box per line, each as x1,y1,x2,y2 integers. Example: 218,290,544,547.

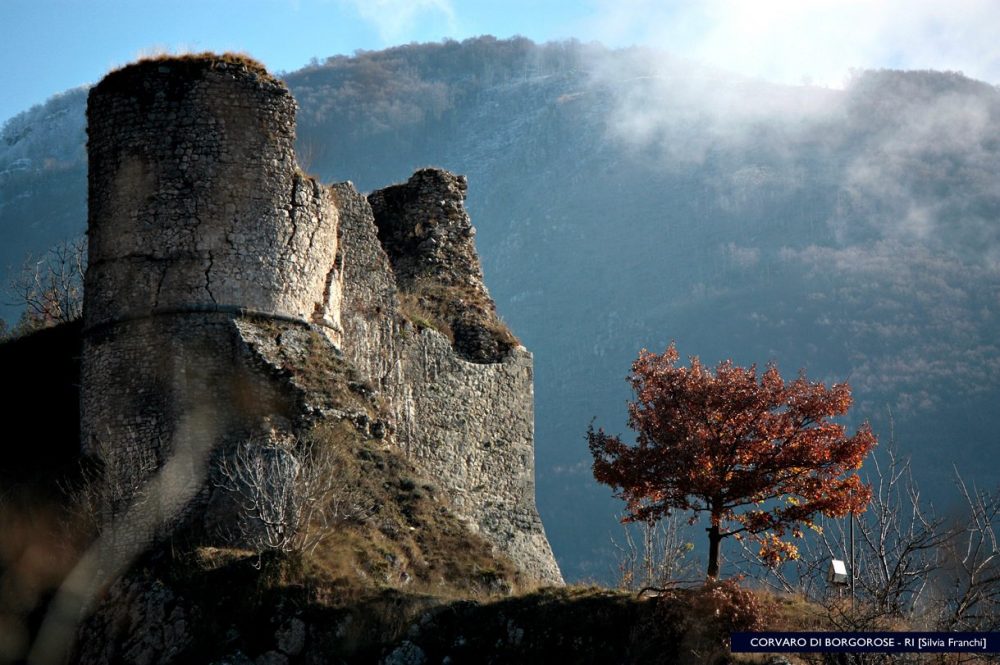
94,51,281,96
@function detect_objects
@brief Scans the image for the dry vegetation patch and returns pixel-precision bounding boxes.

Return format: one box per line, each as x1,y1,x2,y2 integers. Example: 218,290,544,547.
94,51,282,98
397,277,519,362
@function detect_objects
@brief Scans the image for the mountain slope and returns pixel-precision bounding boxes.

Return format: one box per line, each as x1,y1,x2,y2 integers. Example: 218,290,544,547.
2,37,998,580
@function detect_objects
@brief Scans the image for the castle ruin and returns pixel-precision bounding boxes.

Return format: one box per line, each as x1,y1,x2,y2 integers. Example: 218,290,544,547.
79,55,561,584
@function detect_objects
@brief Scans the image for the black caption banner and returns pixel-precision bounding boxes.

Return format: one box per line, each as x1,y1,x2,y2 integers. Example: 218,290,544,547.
731,632,1000,654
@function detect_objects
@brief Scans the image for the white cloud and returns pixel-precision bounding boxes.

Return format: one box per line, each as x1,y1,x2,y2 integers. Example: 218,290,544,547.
342,0,456,43
585,0,1000,87
582,45,844,165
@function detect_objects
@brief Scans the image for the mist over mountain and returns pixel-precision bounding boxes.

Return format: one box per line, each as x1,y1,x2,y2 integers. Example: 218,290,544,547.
2,37,998,581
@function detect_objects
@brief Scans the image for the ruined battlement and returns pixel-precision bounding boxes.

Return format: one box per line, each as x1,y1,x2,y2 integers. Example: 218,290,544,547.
369,168,478,289
80,56,342,549
369,168,517,364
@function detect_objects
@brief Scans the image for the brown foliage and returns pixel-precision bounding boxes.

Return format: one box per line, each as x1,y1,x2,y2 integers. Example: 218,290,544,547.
589,343,876,578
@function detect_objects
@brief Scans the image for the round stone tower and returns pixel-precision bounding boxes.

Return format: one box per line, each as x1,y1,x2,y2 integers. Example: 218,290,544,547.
80,55,341,537
85,55,341,329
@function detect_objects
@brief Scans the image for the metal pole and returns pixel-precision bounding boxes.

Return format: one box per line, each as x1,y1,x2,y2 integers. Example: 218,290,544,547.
850,510,856,611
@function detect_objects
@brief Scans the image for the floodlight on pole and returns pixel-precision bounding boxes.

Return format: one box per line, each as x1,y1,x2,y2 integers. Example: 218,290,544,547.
827,558,848,586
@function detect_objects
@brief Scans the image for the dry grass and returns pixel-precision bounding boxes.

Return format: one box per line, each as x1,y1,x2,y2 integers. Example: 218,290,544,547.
239,317,378,415
95,51,280,97
397,278,519,362
296,419,526,598
398,290,455,341
126,414,537,660
479,315,520,349
219,319,524,595
754,589,829,632
131,51,272,77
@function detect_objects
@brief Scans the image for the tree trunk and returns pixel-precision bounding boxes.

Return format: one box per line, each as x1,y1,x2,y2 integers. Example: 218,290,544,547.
707,523,722,579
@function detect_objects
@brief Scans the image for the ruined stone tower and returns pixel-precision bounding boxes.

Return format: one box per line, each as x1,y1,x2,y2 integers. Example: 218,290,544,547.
84,57,341,338
81,56,341,542
80,54,561,584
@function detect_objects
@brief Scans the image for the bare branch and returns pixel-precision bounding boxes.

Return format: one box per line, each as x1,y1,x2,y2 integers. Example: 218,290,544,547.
212,435,374,555
612,514,698,591
6,236,87,333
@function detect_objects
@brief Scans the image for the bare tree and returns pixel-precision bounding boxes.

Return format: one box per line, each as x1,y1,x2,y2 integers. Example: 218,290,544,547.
731,438,1000,664
802,472,1000,665
7,237,86,332
734,526,830,600
213,436,373,555
738,447,952,627
613,514,698,592
846,449,950,621
932,476,1000,633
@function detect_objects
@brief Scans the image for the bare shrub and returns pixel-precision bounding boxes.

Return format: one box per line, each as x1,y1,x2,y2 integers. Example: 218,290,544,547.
213,435,374,555
735,441,1000,665
834,449,950,626
63,427,154,538
740,446,955,636
612,514,697,592
657,578,767,665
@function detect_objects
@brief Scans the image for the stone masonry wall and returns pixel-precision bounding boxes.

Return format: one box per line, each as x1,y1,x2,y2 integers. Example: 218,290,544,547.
81,314,300,547
398,330,562,584
337,170,562,584
84,57,341,334
331,181,404,392
368,169,516,364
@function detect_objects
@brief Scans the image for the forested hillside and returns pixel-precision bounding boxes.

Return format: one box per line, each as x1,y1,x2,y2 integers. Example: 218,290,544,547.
2,37,998,580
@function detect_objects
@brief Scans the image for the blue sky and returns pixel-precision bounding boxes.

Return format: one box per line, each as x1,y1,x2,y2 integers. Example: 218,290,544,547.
2,0,999,126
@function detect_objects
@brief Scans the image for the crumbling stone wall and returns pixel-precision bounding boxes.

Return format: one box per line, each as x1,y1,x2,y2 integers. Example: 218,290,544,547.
331,181,404,392
398,331,562,584
368,169,516,364
80,56,340,548
338,170,562,584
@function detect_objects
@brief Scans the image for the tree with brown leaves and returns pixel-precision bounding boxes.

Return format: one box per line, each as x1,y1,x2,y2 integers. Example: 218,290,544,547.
589,343,876,579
